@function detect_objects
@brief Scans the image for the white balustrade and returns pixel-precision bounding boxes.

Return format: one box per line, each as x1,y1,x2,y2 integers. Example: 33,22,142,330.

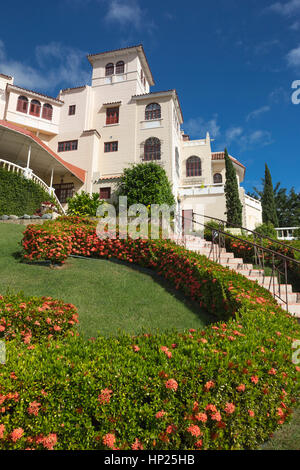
0,158,65,214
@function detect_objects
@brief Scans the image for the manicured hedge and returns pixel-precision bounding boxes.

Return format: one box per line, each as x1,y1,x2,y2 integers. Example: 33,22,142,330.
0,216,298,450
0,167,57,216
0,292,78,342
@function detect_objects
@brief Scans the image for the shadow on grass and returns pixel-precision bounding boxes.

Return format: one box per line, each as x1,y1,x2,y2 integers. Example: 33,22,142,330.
72,255,217,326
17,252,217,327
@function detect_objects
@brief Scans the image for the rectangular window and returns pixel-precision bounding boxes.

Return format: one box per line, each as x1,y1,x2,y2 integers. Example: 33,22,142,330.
69,105,76,115
53,183,74,203
58,140,78,152
100,187,111,200
104,141,118,153
106,107,119,125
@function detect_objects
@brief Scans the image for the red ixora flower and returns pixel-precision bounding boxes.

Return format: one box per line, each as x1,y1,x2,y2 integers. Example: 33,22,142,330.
204,380,215,391
160,346,172,358
251,375,259,384
165,379,178,391
10,428,24,442
98,388,113,405
131,438,144,450
155,410,166,419
211,412,222,422
236,384,245,392
187,425,202,437
27,401,41,416
248,410,255,417
224,402,235,414
102,433,116,449
195,412,208,423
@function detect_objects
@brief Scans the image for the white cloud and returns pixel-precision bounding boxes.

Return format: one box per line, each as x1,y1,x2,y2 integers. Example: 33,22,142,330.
246,105,271,121
238,130,274,150
225,127,243,142
267,0,300,16
184,116,221,139
286,44,300,67
0,40,90,92
184,115,273,152
105,0,143,29
254,39,280,55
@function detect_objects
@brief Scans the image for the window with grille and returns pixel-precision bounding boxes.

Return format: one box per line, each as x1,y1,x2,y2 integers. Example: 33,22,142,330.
144,137,161,161
53,183,74,203
213,173,222,184
105,63,114,76
16,96,28,113
186,156,201,177
57,140,78,152
68,105,76,116
42,103,53,120
115,61,124,74
104,141,118,152
29,99,41,117
145,103,161,120
100,187,111,199
106,107,119,125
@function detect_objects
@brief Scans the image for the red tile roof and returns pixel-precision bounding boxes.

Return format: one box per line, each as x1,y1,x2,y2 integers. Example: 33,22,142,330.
0,120,86,183
132,89,183,123
6,84,64,104
0,73,13,80
211,151,246,170
99,175,121,180
87,44,155,86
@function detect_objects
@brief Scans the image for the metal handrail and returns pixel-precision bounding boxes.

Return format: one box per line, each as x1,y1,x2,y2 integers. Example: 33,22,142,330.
176,213,300,312
192,211,300,255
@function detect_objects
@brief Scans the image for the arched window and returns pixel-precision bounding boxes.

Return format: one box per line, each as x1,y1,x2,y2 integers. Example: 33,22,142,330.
16,96,28,113
144,137,161,161
42,103,53,121
105,63,114,76
213,173,222,184
29,99,41,117
115,61,124,74
186,156,201,177
145,103,161,120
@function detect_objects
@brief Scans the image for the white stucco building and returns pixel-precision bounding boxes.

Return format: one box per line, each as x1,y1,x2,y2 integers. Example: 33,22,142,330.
0,44,262,230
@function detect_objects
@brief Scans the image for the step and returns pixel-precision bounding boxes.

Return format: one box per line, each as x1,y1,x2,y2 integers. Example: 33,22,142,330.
187,246,228,255
273,292,299,304
286,303,300,317
233,268,265,276
248,276,279,286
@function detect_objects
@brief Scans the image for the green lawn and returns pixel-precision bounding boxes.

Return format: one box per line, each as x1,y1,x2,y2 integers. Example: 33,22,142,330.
0,223,213,338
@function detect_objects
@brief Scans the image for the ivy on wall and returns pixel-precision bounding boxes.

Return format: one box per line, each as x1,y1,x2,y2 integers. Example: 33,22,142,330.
0,167,55,216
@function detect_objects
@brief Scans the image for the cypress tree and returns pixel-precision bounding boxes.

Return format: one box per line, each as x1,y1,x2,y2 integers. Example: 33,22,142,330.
261,163,278,226
224,148,243,226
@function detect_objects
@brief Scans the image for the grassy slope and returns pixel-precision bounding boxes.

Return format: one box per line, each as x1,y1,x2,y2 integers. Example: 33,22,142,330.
0,223,213,338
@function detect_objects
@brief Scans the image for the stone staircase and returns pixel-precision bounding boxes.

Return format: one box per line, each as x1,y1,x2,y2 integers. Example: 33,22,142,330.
181,235,300,318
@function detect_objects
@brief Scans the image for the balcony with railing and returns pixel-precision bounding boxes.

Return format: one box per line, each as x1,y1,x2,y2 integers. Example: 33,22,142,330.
179,183,224,197
275,227,299,240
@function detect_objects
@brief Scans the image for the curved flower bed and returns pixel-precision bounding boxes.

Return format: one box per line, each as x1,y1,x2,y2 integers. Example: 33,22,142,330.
0,217,298,450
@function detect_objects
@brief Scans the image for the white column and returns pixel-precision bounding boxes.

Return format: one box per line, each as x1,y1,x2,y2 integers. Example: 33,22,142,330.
50,168,54,188
26,145,31,169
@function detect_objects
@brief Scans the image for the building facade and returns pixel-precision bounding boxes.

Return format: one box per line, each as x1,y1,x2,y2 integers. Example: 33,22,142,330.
0,44,262,230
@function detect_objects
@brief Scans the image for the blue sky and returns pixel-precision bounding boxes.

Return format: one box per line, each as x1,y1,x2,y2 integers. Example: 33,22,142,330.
0,0,300,194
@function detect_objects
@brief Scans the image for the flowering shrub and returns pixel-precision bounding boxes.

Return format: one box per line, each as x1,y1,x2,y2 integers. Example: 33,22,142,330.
9,216,299,449
0,292,78,342
0,313,299,450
